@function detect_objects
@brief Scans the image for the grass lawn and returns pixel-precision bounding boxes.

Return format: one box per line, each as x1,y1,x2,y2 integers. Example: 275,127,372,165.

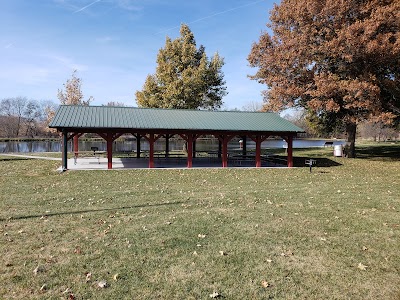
0,143,399,299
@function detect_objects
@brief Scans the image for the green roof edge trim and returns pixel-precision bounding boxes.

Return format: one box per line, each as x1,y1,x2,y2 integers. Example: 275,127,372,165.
49,105,304,133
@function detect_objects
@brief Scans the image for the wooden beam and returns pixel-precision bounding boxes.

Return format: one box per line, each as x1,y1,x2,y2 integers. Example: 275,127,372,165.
62,130,68,171
287,135,293,168
135,134,141,158
97,133,107,140
106,133,113,169
187,134,193,168
216,135,235,168
149,133,155,168
66,132,83,141
179,133,198,168
255,135,261,168
281,135,294,168
249,135,270,168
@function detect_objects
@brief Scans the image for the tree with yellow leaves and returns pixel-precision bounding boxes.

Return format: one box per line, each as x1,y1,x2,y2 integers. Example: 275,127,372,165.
57,70,93,105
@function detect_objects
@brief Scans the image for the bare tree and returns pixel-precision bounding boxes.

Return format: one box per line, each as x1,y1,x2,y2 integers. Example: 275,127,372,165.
23,100,41,137
0,97,27,137
241,101,263,112
359,121,399,142
105,101,126,107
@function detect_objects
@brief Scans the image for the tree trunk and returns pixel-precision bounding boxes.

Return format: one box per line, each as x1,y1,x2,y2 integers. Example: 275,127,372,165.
346,122,357,158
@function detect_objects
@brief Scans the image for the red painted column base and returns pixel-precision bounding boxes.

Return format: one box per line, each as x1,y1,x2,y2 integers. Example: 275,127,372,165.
287,136,293,168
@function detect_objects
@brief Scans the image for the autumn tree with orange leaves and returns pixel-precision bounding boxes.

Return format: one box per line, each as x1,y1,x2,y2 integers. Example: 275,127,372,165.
248,0,399,157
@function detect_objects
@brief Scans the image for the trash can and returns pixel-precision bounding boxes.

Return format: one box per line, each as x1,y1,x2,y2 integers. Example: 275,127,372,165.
334,145,343,157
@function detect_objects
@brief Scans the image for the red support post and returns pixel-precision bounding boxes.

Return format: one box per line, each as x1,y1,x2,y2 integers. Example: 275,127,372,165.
255,135,261,168
287,135,293,168
149,133,155,168
187,134,193,168
62,130,68,171
222,137,228,168
106,133,113,169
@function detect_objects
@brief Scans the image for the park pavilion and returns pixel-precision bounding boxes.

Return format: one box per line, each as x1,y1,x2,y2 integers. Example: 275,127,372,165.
49,105,304,170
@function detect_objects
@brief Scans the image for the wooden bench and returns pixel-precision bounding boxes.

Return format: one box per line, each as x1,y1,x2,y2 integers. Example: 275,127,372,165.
74,147,104,164
230,154,255,166
261,155,287,166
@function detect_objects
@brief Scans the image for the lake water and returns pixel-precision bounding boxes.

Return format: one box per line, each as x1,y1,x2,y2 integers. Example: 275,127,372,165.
0,138,345,153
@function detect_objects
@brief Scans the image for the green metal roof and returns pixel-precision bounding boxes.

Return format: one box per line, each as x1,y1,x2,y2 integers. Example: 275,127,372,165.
49,105,304,133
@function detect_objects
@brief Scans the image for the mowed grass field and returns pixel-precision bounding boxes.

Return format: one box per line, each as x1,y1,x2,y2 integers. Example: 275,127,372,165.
0,143,399,299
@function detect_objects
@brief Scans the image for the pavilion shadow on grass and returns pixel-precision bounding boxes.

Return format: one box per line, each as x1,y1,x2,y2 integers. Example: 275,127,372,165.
49,105,304,170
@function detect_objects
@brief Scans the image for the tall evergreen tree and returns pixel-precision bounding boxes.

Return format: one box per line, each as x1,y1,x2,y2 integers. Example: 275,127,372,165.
136,24,227,110
248,0,400,157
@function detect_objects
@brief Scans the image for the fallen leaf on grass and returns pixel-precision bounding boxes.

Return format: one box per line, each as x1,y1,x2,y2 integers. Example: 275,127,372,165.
85,272,92,282
261,280,270,288
33,265,45,275
266,259,272,263
280,251,294,257
40,283,47,290
362,246,368,251
357,263,367,270
113,273,119,281
97,280,108,288
219,251,227,256
198,234,206,238
210,291,221,298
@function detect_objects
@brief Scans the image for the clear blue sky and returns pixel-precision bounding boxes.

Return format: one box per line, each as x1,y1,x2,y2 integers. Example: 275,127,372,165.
0,0,276,109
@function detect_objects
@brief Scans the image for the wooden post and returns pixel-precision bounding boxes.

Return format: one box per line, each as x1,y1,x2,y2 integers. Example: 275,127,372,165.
222,137,228,168
192,139,196,158
255,135,261,168
218,140,222,158
187,134,193,168
149,133,155,168
287,135,293,168
62,130,68,171
107,133,113,169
